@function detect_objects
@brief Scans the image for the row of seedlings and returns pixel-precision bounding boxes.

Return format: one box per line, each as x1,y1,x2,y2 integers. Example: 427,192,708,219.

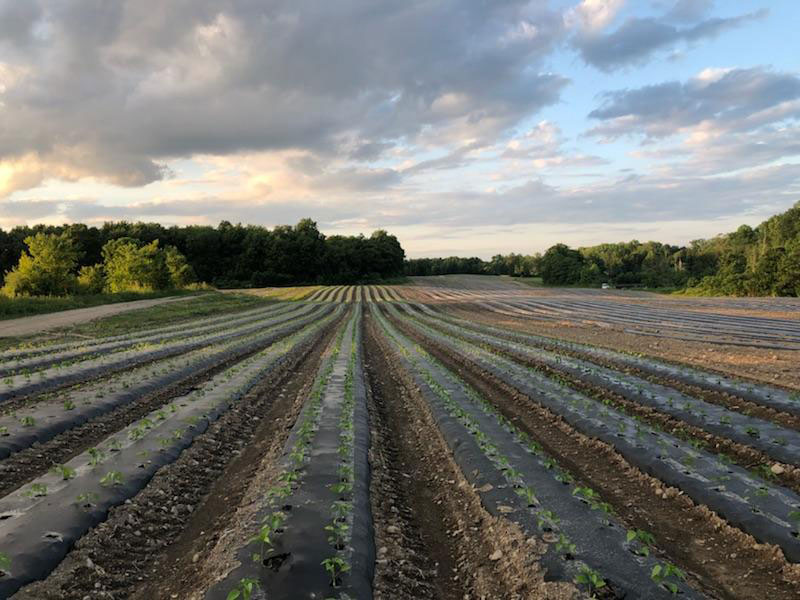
371,304,697,599
0,305,342,598
399,304,800,468
415,302,800,418
207,306,374,600
0,300,297,375
0,304,336,461
386,303,800,564
0,302,322,404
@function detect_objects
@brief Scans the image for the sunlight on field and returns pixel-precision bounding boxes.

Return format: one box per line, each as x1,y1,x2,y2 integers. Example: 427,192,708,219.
229,285,322,301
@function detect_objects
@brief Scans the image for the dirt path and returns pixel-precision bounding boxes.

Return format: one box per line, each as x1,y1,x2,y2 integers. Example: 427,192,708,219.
0,296,193,337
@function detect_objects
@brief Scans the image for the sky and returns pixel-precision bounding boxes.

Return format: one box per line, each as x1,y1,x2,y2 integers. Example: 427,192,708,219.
0,0,798,258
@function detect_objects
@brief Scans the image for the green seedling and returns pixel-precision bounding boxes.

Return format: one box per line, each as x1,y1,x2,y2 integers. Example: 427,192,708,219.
321,556,350,588
626,529,656,556
0,426,8,436
651,562,686,594
20,415,35,427
25,482,48,497
331,500,351,521
515,486,538,507
88,447,106,466
575,565,606,595
0,552,10,573
63,399,76,411
108,439,122,451
788,510,800,525
325,519,350,549
330,481,353,495
226,577,260,600
51,464,77,480
251,522,277,563
555,533,577,556
76,491,100,507
100,470,123,487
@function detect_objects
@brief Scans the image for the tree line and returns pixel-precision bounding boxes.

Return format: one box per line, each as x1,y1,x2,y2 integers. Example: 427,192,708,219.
404,202,800,296
0,219,406,296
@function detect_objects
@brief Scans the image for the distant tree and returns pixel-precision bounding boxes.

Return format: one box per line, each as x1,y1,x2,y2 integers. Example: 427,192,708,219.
1,232,79,297
540,244,584,285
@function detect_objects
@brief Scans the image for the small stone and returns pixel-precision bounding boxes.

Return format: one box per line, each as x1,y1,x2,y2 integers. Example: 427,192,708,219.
386,525,400,534
192,552,200,563
489,550,503,561
378,546,388,556
770,464,785,475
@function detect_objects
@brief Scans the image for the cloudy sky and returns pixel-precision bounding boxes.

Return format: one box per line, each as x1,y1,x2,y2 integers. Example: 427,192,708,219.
1,0,798,257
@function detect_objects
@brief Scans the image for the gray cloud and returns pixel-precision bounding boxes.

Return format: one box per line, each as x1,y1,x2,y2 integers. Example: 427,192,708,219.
0,0,567,191
587,67,800,140
573,9,765,71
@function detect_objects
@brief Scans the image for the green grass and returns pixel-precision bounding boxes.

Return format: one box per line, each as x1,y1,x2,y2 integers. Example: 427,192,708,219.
59,292,273,338
0,292,274,351
0,289,202,321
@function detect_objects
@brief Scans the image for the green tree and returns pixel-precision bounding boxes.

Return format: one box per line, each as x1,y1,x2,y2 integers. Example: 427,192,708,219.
77,264,106,294
1,232,79,297
102,238,169,292
164,246,196,288
540,244,585,285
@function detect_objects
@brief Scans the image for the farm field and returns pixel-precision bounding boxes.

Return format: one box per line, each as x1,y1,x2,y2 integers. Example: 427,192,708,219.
1,279,799,600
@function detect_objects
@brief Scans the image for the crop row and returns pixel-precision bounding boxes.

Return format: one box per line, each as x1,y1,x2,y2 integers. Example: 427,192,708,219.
370,303,696,598
208,305,373,600
0,305,342,597
383,302,800,565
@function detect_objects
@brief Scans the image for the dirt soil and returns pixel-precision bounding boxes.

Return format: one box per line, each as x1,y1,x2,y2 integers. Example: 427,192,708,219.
387,309,800,600
366,312,578,600
0,296,193,338
12,313,342,600
449,306,800,391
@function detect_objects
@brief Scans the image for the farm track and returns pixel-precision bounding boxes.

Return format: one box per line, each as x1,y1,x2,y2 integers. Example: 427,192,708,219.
10,306,346,600
382,304,800,600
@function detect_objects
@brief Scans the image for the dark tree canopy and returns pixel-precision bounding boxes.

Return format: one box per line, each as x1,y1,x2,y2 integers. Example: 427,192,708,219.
403,202,800,296
0,219,406,289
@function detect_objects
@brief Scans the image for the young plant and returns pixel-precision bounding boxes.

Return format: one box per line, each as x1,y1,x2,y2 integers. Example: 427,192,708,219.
0,551,10,573
63,399,76,411
226,577,260,600
651,562,686,594
325,519,350,549
51,464,77,480
25,482,48,497
76,491,99,506
626,529,656,556
88,447,106,466
321,556,350,588
20,415,35,427
100,470,123,487
575,565,606,595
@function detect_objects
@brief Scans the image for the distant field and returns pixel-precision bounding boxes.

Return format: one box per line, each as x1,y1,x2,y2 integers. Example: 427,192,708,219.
2,278,799,600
